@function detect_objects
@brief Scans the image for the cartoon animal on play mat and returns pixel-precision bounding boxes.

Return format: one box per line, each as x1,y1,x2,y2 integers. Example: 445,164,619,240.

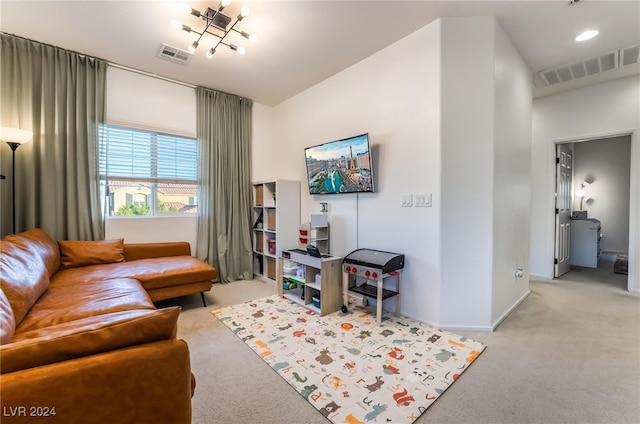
365,375,384,393
435,349,456,362
319,401,341,417
315,348,334,365
393,388,415,406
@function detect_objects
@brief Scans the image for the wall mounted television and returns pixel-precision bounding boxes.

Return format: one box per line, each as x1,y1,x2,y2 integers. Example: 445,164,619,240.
304,133,374,195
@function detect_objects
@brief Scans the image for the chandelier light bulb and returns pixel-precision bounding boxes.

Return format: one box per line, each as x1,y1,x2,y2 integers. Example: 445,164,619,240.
179,3,191,14
238,6,250,20
188,41,199,53
229,44,246,54
206,48,216,59
171,19,182,30
221,0,232,9
241,31,257,42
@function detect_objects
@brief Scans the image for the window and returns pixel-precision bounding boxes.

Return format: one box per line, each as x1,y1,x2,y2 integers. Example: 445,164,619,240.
99,125,198,216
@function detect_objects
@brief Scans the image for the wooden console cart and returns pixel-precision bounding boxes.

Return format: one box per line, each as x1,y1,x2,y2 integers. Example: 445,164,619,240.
277,249,342,316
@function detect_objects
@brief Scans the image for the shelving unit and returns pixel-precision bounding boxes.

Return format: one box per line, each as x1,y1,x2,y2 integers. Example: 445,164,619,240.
277,249,342,316
309,213,330,255
252,180,300,282
299,213,330,255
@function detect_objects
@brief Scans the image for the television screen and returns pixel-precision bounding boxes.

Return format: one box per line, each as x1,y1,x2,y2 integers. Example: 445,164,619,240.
304,133,374,194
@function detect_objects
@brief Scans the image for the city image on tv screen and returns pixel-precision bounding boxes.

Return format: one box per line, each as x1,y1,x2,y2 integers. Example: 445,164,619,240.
304,133,374,195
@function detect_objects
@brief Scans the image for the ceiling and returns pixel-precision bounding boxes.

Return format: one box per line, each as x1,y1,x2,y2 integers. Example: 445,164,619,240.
1,0,639,106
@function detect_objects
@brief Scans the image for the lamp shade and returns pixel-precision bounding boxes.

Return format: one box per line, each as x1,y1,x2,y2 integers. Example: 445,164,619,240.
0,127,33,144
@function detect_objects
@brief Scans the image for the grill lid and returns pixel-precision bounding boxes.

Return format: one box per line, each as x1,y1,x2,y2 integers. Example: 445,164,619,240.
343,248,404,274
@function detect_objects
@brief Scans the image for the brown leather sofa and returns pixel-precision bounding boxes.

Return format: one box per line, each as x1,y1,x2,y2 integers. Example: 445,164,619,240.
0,228,217,423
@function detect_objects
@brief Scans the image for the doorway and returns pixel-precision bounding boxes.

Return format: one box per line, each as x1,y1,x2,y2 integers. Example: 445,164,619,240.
553,134,632,290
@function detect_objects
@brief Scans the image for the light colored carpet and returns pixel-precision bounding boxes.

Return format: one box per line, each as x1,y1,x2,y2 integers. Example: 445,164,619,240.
212,295,485,423
157,274,640,424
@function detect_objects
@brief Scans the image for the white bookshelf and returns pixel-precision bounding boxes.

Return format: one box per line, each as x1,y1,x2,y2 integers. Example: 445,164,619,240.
252,180,300,281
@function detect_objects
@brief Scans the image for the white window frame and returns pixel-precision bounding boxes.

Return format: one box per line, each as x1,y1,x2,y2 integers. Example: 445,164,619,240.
98,124,198,217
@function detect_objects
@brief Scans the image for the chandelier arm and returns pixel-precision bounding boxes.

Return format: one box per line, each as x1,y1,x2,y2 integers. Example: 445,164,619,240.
203,29,225,39
224,17,244,38
180,2,252,57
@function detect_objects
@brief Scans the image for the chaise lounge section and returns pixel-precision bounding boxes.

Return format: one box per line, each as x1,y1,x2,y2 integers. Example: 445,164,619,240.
0,228,217,423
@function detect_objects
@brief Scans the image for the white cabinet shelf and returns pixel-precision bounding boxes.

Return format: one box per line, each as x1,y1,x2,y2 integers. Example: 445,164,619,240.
299,213,330,255
570,218,602,268
277,249,342,316
252,180,300,281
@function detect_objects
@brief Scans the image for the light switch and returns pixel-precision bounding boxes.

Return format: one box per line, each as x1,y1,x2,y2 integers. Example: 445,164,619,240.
415,193,432,207
401,194,413,207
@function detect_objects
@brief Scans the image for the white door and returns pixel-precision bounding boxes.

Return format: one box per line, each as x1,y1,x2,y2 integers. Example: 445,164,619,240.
555,144,572,277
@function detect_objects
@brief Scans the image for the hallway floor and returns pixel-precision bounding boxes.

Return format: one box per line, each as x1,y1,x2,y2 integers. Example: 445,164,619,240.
558,252,629,291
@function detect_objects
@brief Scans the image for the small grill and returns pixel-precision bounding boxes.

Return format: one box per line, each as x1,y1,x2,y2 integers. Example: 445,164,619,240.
341,248,405,326
342,248,404,278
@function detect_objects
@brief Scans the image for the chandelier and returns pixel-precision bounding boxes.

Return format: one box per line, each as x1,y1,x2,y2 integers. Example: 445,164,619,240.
171,1,257,58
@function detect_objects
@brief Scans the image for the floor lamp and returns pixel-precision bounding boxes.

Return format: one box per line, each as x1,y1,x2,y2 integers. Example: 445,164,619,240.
0,127,33,234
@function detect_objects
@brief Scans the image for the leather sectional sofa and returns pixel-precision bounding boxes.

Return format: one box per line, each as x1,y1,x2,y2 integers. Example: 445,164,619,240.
0,228,217,423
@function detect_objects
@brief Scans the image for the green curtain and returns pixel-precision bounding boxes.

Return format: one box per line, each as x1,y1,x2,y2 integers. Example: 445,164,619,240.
196,87,253,283
0,34,106,240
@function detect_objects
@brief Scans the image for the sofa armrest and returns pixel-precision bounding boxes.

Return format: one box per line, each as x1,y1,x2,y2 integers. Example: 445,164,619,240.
124,242,191,261
0,339,193,423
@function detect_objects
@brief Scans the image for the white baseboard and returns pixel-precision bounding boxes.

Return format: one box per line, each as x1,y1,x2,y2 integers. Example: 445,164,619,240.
400,291,531,333
529,273,553,282
603,250,629,255
437,324,495,332
491,290,531,331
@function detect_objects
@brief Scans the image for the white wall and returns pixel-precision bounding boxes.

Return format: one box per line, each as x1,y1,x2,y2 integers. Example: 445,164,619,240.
440,18,495,328
104,67,200,250
490,22,532,326
531,75,640,292
265,17,531,329
573,136,631,253
266,20,443,324
439,17,531,329
106,67,196,137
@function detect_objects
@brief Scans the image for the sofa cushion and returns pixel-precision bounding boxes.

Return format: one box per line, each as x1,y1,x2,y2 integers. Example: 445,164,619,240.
0,289,15,344
124,242,191,261
2,307,181,374
58,238,125,270
51,256,217,291
15,277,155,334
0,229,59,325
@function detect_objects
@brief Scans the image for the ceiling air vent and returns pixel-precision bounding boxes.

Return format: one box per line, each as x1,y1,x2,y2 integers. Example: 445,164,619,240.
157,43,193,65
620,44,640,67
538,49,622,86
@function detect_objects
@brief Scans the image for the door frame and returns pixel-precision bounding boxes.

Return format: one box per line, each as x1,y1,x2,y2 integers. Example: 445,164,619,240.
551,129,637,293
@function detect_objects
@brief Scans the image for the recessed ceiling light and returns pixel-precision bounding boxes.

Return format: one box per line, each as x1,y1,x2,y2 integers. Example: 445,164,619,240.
575,30,599,42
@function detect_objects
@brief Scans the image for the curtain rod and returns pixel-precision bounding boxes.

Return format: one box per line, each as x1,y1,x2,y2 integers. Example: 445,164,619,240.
107,62,196,89
1,31,196,90
2,31,253,100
